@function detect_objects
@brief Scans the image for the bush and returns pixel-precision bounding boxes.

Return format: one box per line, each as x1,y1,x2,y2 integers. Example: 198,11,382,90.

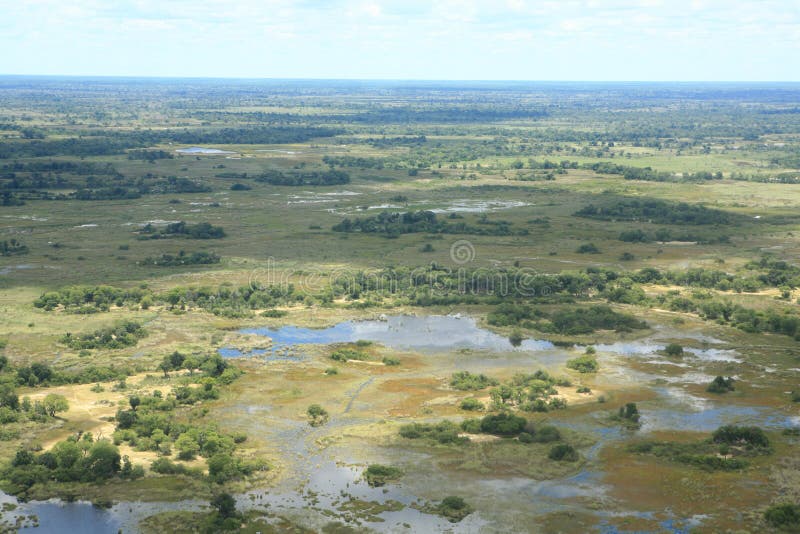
707,376,735,394
478,413,528,436
518,432,534,443
576,243,600,254
437,496,473,523
532,425,562,443
548,444,579,462
307,404,329,427
764,503,800,530
382,356,400,366
450,371,498,391
664,343,684,357
566,355,599,373
399,421,467,445
330,349,368,362
364,464,403,487
712,426,770,448
460,398,484,411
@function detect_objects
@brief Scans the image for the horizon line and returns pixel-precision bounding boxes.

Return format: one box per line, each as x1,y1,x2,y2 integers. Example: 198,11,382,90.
1,74,800,84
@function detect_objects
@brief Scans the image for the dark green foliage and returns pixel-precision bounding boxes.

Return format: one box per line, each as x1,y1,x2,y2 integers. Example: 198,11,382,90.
139,221,226,240
460,398,484,411
613,403,641,428
566,355,599,373
548,306,647,335
575,198,735,225
548,444,579,461
0,239,28,256
332,210,526,237
140,251,220,267
764,503,800,531
707,376,735,394
712,426,770,448
229,183,251,191
476,413,528,436
399,421,467,445
210,493,237,519
435,496,473,523
664,343,684,357
364,464,403,487
450,371,498,391
330,348,369,362
576,243,600,254
61,321,146,350
34,285,150,313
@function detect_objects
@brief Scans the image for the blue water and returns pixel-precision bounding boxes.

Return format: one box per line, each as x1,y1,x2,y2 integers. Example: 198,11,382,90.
223,315,555,358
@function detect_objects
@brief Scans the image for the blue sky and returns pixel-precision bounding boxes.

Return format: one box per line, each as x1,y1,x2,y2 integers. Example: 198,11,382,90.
1,0,799,80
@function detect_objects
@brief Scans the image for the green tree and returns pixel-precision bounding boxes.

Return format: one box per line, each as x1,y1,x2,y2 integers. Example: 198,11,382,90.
43,393,69,417
211,493,237,519
175,433,200,460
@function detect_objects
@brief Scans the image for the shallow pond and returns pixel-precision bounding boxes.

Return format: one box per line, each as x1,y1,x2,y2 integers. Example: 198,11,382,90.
230,314,555,356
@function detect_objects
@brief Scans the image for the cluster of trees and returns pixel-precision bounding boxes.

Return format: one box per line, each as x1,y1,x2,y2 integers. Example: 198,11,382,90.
707,376,735,394
0,239,28,256
139,251,220,267
61,320,146,350
486,370,570,413
575,199,735,225
628,425,771,471
34,285,151,312
566,353,599,373
333,210,526,237
449,371,498,390
486,303,645,335
127,149,174,161
1,435,135,498
139,221,226,240
582,161,725,182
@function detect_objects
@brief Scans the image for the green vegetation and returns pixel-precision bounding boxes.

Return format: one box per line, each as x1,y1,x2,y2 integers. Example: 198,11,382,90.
307,404,329,427
450,371,499,391
138,221,226,240
566,355,599,373
707,376,736,394
61,321,147,350
364,464,403,487
764,503,800,531
139,251,220,267
3,78,800,532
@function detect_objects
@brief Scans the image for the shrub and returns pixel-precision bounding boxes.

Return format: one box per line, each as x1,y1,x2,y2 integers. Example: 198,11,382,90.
707,376,735,394
330,349,368,362
460,398,484,411
382,356,400,366
450,371,498,391
566,355,599,373
307,404,329,427
712,426,770,448
532,425,562,443
576,243,600,254
764,503,800,530
664,343,684,357
364,464,403,487
549,444,579,461
437,496,473,523
478,413,528,436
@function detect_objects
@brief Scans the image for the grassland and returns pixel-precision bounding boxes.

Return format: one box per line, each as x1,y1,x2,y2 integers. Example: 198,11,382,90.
1,79,800,532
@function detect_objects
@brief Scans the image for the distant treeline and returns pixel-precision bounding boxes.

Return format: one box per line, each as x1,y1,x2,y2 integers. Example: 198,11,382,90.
216,169,350,186
574,199,735,225
0,126,343,159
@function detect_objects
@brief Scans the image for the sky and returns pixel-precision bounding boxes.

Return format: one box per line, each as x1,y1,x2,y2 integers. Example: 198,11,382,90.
1,0,799,81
